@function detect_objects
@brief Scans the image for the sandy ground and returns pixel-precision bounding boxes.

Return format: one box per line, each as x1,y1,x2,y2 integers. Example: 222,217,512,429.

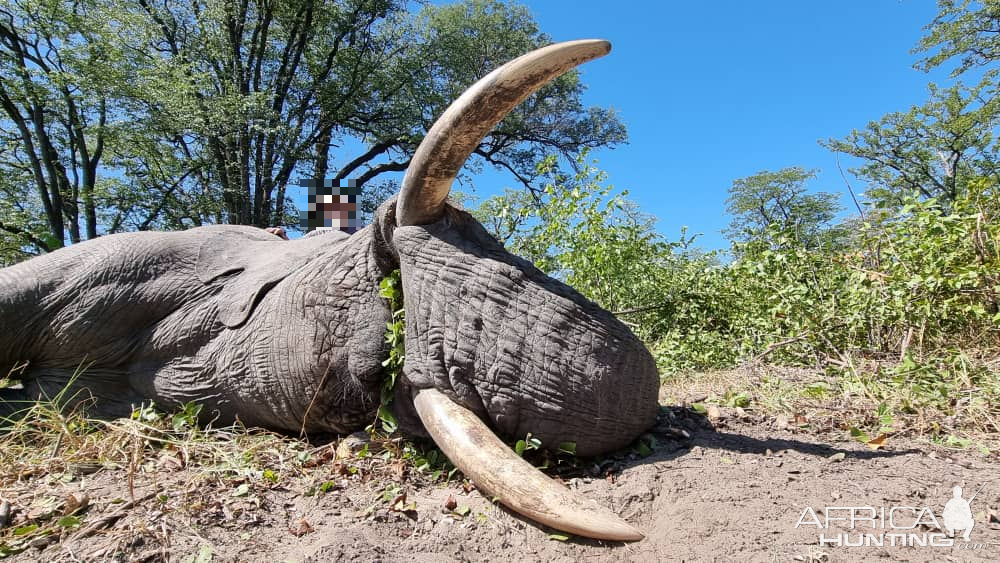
1,395,998,562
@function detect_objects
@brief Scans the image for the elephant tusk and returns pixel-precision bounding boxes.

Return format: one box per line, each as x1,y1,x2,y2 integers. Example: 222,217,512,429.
412,388,644,542
396,39,612,227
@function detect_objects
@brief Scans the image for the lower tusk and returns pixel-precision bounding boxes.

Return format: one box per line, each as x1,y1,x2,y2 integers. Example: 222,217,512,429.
412,388,644,541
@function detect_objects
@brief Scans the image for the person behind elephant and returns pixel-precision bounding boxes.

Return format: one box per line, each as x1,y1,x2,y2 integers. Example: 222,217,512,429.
300,179,360,235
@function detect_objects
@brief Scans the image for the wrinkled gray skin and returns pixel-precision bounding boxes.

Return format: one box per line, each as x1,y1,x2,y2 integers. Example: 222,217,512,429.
0,199,659,456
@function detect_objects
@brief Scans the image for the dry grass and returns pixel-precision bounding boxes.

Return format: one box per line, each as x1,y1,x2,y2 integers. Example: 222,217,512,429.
660,357,1000,457
0,394,451,560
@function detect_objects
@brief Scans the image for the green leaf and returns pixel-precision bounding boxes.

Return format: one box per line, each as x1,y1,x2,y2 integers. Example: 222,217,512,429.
849,427,870,443
56,516,81,528
12,524,38,536
548,533,571,541
192,544,213,563
377,405,398,434
557,441,577,455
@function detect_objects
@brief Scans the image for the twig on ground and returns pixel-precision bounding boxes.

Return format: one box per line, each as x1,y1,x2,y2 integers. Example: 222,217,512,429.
69,490,159,542
752,334,808,363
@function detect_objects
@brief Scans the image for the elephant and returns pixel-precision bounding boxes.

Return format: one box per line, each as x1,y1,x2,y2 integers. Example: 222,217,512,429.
0,40,659,541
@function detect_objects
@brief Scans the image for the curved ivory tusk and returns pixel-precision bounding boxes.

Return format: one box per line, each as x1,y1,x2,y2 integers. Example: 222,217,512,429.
412,388,644,541
396,39,612,226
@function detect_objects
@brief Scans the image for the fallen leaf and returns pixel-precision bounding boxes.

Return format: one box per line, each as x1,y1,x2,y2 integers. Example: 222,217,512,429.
55,515,81,529
192,544,213,563
62,492,89,517
775,414,789,430
444,495,457,511
866,433,889,450
157,452,184,471
389,492,407,509
289,518,313,537
26,497,60,521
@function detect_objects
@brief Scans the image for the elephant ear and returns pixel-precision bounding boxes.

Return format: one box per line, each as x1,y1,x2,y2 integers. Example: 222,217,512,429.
195,229,347,328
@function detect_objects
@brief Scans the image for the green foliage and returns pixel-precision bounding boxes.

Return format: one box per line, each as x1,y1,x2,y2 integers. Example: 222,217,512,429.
658,186,999,371
371,269,405,435
171,402,204,433
0,0,625,257
724,167,845,250
513,433,542,457
473,151,683,320
823,77,1000,209
914,0,1000,76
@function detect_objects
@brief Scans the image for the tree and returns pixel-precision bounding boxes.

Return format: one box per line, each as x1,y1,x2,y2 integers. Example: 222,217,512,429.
120,0,626,227
724,167,843,249
0,0,626,261
823,78,1000,208
0,0,114,251
914,0,1000,76
409,1,626,191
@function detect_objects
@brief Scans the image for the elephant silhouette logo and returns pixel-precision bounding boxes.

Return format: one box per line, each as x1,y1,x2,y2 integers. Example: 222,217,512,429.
942,484,985,541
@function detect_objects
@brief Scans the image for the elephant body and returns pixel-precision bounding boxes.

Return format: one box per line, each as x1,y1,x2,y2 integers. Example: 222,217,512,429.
1,218,393,433
1,203,657,454
0,40,659,540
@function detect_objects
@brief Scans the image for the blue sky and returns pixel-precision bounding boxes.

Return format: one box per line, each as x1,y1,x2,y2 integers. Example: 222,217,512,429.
299,2,954,250
519,1,953,250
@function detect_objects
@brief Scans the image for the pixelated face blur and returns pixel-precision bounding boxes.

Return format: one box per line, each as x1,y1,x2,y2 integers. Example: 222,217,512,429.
299,179,360,232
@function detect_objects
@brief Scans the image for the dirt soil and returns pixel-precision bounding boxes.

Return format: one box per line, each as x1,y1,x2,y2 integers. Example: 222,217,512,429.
2,388,998,562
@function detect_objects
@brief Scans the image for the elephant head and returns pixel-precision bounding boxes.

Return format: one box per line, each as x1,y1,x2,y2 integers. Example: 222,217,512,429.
381,40,659,540
0,40,659,541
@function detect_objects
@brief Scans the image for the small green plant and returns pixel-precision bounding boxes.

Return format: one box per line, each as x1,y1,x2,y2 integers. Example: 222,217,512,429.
803,381,832,399
171,401,203,432
514,433,542,457
369,269,405,436
720,389,751,408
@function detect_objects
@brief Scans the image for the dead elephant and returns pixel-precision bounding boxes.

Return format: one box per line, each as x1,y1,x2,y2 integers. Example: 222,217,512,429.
0,40,659,540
